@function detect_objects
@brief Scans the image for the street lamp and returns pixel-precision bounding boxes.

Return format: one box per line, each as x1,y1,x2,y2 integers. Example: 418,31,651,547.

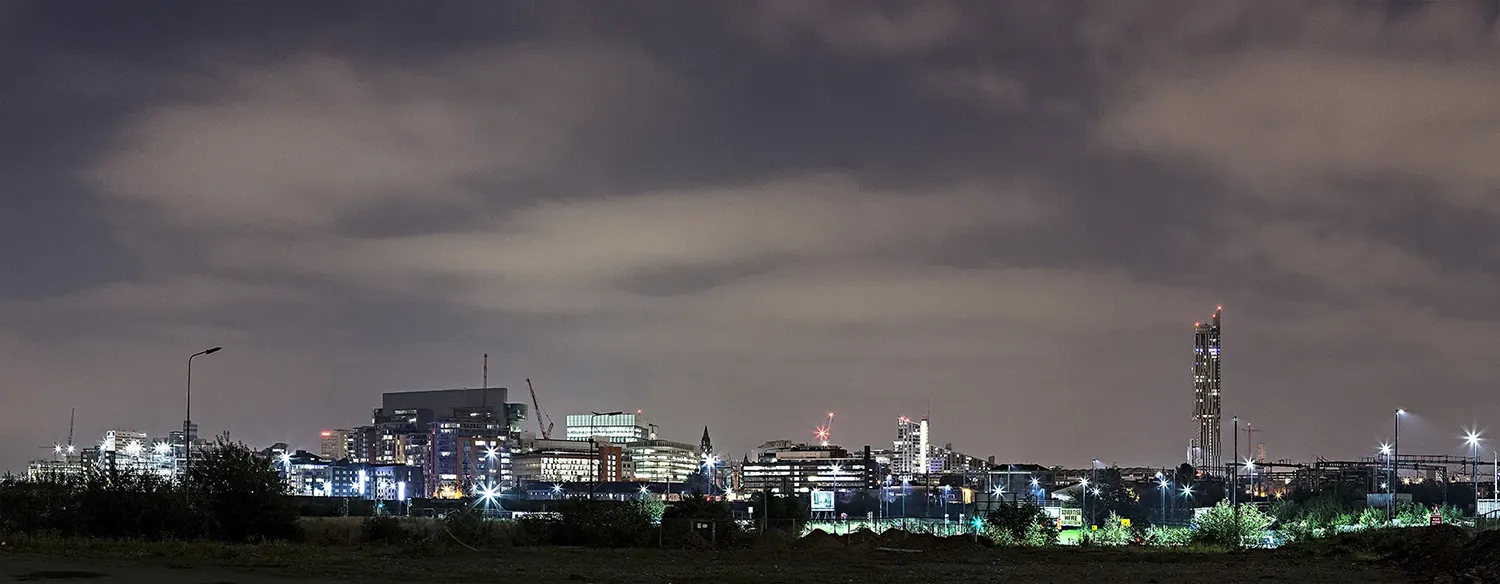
1391,409,1406,520
1157,472,1170,524
184,346,222,492
1079,477,1090,527
1465,429,1483,513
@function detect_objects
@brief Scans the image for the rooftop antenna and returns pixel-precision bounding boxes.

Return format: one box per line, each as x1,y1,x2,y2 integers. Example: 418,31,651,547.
483,353,488,389
481,354,488,411
67,408,75,456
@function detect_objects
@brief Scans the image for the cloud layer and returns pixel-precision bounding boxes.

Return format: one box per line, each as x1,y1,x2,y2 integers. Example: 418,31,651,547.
2,1,1498,471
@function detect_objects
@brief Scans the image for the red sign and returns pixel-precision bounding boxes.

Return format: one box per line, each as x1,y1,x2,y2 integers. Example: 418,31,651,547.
1430,513,1443,526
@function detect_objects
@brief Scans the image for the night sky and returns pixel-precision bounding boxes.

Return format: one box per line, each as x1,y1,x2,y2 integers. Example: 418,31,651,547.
3,1,1498,473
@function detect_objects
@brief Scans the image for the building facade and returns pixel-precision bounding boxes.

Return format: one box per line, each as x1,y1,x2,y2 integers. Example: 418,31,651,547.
893,416,930,479
320,429,349,460
348,388,528,497
623,439,698,483
565,412,652,443
1191,306,1224,474
741,443,877,494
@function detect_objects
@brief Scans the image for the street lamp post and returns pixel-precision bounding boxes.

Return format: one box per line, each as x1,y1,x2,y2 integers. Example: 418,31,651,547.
1391,409,1405,520
183,346,222,493
1157,472,1168,525
1466,430,1482,514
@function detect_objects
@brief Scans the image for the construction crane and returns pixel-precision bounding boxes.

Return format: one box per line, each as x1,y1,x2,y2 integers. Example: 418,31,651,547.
527,378,554,440
41,408,78,459
815,412,834,446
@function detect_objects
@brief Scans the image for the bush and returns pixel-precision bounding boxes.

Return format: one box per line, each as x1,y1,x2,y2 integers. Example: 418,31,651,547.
983,503,1056,546
360,516,409,544
1192,502,1271,547
1300,495,1346,530
1143,525,1192,546
661,495,738,548
1081,512,1133,546
548,499,654,547
1268,500,1301,524
1358,507,1386,528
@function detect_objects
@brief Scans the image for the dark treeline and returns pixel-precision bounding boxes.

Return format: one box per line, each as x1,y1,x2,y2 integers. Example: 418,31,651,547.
0,441,298,542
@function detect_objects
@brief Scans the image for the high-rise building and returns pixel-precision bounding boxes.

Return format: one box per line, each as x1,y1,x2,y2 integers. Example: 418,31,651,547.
893,416,930,479
320,429,349,460
1191,306,1223,474
353,387,529,497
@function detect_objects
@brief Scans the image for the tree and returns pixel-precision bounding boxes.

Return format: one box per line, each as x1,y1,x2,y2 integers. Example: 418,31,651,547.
1093,468,1143,523
189,440,300,542
984,503,1057,546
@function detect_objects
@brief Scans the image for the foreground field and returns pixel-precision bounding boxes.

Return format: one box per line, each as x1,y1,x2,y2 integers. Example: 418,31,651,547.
0,541,1409,584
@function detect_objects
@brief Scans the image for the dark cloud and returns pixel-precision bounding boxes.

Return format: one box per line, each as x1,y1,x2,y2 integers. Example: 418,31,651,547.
2,1,1499,471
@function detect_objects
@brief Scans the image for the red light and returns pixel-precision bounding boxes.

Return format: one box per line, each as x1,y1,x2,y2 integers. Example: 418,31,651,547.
320,431,332,437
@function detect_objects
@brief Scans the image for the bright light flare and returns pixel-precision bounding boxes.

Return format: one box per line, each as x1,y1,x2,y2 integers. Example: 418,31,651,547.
1379,443,1392,456
1464,429,1483,448
1181,485,1194,498
475,482,500,505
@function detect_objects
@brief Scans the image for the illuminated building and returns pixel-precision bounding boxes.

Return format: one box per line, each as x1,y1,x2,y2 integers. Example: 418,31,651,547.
320,429,349,460
740,443,877,494
512,439,625,483
350,388,530,497
893,416,930,479
623,439,698,483
565,412,652,442
427,408,509,497
1191,306,1224,474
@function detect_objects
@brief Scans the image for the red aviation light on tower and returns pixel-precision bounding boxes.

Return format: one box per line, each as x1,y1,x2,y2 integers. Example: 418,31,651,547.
320,430,332,438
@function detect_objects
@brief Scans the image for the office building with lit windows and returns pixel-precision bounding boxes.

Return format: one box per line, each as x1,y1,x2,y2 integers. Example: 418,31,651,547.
740,443,877,494
893,416,930,479
565,412,653,442
1191,306,1223,474
623,439,698,483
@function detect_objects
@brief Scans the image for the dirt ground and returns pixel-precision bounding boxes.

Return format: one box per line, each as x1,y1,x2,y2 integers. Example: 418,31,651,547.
0,545,1411,584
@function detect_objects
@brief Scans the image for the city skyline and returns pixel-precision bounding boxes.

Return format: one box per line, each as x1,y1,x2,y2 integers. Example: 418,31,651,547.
3,1,1499,472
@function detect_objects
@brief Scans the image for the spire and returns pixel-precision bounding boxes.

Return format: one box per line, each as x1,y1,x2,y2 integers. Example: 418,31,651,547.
700,426,713,454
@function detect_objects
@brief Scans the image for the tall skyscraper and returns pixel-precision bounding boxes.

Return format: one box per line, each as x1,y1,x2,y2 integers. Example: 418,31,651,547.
1191,306,1223,474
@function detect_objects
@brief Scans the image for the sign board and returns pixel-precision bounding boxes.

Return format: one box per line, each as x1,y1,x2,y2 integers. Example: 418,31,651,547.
1430,513,1443,526
810,490,835,512
1060,508,1083,528
1120,518,1131,527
